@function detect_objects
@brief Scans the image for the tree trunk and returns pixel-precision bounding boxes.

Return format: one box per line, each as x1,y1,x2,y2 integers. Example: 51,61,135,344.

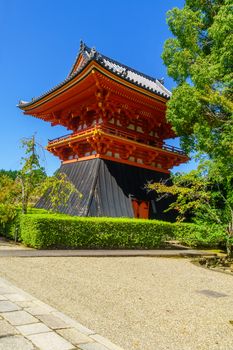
22,200,27,214
226,215,233,259
21,179,28,214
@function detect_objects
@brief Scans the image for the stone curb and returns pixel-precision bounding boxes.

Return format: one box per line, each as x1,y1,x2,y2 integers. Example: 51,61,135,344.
0,248,216,258
0,277,124,350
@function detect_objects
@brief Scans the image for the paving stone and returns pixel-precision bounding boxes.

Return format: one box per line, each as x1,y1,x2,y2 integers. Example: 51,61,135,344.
35,300,55,310
57,328,94,345
25,305,54,315
0,279,122,350
38,313,70,329
0,300,21,312
72,322,96,336
4,293,29,302
52,311,95,335
2,310,38,325
0,319,19,337
27,331,75,350
90,334,124,350
16,322,52,336
0,286,16,294
16,301,39,308
0,335,35,350
78,343,109,350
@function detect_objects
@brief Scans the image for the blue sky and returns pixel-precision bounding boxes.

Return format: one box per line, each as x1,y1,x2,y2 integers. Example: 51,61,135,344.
0,0,197,175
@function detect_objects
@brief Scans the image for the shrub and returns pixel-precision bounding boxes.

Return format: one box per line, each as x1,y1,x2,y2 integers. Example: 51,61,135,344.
20,214,174,249
0,204,18,238
19,213,226,249
27,208,51,215
0,207,50,241
174,222,226,248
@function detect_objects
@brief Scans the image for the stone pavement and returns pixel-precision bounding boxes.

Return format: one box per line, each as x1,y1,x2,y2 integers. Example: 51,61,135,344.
0,277,124,350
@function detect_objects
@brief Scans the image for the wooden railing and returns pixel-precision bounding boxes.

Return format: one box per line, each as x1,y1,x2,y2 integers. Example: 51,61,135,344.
48,127,94,144
48,125,186,155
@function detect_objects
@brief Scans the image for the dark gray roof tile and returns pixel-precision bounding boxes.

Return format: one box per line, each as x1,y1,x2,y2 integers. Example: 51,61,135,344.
18,41,171,108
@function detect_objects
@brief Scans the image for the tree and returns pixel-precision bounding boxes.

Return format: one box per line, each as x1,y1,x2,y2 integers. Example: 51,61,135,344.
0,174,20,231
0,174,20,205
0,137,81,237
0,170,19,180
162,0,233,169
0,136,80,215
18,136,46,214
147,160,233,256
17,136,80,214
157,0,233,255
35,172,82,213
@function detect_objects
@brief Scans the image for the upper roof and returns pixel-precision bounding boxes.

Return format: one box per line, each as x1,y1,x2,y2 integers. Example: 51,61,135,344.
18,41,171,108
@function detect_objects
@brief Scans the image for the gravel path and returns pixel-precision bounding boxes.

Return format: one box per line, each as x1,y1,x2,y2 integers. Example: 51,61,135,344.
0,257,233,350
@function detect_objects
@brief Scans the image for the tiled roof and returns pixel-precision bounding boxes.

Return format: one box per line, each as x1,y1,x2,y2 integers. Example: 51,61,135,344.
19,41,171,108
71,42,171,98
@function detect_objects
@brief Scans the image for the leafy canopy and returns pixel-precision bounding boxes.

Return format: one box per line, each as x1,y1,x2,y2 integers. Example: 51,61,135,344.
162,0,233,167
0,170,19,180
0,136,81,218
159,0,233,256
0,175,20,228
18,136,46,214
147,159,233,255
148,160,232,225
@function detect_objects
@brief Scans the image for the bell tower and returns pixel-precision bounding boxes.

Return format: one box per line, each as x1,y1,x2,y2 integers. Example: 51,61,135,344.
19,42,188,218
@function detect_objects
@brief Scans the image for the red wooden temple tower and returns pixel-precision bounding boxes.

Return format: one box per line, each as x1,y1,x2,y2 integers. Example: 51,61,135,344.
19,42,188,219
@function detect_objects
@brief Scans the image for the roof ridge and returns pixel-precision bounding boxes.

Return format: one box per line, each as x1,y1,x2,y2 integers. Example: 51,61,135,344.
80,42,171,98
68,40,92,77
82,42,161,85
18,42,171,108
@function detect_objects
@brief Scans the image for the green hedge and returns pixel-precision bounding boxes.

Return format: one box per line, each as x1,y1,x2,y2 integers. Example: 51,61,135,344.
0,206,21,240
174,222,226,248
19,213,226,249
0,207,50,240
20,214,174,249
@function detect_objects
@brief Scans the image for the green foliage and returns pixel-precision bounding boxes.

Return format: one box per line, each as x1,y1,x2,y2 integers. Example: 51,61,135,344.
174,222,226,248
147,159,233,255
36,173,81,213
162,1,233,255
162,0,233,166
0,135,80,215
0,204,18,237
0,169,19,180
20,215,174,249
18,136,46,214
18,136,80,214
0,135,80,238
27,208,51,215
148,169,211,222
148,161,232,226
0,174,20,237
0,174,21,204
19,213,225,249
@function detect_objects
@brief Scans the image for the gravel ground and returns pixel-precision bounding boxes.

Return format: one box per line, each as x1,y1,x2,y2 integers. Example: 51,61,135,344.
0,257,233,350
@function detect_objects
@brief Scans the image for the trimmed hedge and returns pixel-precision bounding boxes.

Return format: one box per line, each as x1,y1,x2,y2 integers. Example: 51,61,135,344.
20,214,174,249
19,213,226,249
0,207,50,240
174,222,226,248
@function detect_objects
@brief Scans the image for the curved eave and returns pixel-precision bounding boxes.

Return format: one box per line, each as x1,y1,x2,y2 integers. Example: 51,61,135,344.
18,60,169,114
